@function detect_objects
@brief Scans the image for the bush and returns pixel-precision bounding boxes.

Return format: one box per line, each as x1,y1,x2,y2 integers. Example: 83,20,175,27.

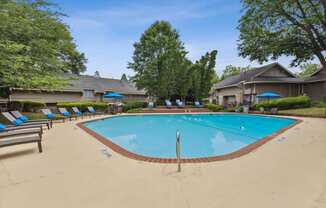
255,96,311,110
311,97,326,108
9,101,46,112
57,102,107,112
205,103,224,112
122,101,147,112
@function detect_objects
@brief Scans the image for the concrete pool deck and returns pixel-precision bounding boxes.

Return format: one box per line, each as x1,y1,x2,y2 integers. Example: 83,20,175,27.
0,114,326,208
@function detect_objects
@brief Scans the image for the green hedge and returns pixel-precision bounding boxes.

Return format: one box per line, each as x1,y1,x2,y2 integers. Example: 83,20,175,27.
122,101,147,112
205,103,224,112
255,96,311,110
9,101,46,112
57,102,107,112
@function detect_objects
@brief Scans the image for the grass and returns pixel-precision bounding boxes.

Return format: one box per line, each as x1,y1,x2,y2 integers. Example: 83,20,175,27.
126,108,144,113
279,107,326,117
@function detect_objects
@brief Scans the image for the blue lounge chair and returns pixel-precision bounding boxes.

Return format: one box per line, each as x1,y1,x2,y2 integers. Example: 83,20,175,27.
11,111,52,128
41,109,56,120
1,112,48,130
58,108,77,121
87,106,100,116
165,100,172,108
176,99,185,108
0,122,43,133
194,101,203,108
72,107,83,119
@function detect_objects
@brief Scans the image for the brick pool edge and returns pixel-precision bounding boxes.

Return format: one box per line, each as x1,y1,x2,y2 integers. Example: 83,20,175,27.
76,115,303,163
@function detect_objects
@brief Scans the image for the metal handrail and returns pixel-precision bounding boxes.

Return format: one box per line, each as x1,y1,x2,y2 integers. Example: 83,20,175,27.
176,130,181,172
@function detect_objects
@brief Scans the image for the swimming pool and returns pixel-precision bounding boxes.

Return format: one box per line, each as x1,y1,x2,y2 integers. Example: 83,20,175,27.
81,114,298,162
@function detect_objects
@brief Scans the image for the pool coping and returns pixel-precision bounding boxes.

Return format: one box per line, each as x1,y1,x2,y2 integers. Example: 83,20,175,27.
76,113,303,163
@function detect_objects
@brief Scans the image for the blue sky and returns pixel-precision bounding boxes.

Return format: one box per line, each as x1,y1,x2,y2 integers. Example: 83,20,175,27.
54,0,303,79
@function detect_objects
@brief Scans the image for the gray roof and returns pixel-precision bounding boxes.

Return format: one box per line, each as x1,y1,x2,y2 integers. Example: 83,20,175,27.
62,74,146,95
213,63,302,89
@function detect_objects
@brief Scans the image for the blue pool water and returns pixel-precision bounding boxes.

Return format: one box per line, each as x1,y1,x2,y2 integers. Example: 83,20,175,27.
85,114,295,158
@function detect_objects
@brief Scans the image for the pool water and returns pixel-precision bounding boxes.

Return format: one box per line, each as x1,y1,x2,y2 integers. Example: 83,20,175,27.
85,114,295,158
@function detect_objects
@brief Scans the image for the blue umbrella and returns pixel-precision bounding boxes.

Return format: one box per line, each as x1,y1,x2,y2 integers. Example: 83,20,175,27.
257,92,281,99
104,92,123,98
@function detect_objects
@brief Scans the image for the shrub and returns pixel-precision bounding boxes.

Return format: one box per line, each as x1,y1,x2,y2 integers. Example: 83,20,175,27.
205,103,224,112
311,100,326,108
57,102,107,112
255,96,311,110
122,101,147,112
9,101,46,112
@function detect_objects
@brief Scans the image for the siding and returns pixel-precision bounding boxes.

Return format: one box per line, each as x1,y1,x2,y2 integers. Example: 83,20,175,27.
253,83,300,97
11,91,83,103
10,90,147,103
216,87,242,105
303,82,326,100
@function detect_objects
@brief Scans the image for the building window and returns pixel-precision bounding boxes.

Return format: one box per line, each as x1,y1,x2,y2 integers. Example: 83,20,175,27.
83,89,95,98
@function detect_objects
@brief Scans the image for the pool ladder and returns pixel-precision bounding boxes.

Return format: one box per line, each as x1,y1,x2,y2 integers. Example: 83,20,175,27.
176,131,181,172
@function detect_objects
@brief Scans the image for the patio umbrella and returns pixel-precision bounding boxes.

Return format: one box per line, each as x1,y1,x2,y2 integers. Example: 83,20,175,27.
257,92,281,99
104,92,123,99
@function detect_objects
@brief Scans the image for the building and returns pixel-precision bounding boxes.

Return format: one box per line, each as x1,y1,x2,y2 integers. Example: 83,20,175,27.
303,68,326,101
1,74,147,104
211,63,304,106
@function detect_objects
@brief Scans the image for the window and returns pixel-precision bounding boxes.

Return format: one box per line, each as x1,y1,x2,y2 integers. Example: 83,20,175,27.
83,89,95,98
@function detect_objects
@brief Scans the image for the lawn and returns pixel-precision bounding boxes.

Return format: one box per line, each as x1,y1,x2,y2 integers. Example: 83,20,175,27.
279,107,326,117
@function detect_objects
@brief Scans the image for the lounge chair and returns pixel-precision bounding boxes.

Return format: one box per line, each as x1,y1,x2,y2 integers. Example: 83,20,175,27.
271,107,278,114
259,107,265,113
72,107,83,118
58,108,76,121
148,102,154,108
194,101,203,108
165,100,172,109
10,111,52,128
41,109,57,120
243,106,249,114
1,112,49,130
87,106,100,116
0,128,43,153
0,122,43,134
176,99,185,108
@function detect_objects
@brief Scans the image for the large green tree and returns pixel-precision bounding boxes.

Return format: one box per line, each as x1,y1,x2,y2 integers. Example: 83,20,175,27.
190,50,218,100
297,63,321,78
220,65,251,80
238,0,326,69
129,21,218,101
0,0,87,89
128,21,188,99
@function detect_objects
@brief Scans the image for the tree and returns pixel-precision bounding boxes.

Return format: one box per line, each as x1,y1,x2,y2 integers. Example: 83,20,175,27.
129,21,218,101
297,63,320,78
94,71,101,77
121,73,128,81
128,21,188,99
190,50,218,100
220,65,251,80
238,0,326,69
0,0,87,89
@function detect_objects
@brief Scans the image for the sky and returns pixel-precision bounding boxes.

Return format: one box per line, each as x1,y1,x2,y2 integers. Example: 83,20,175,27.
53,0,306,79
